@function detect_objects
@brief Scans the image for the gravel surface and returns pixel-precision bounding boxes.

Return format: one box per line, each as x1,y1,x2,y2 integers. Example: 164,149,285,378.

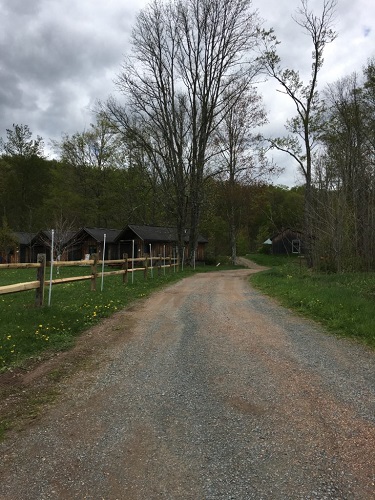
0,268,374,499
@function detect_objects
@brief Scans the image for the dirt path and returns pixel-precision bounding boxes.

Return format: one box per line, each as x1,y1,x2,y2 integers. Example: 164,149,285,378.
0,268,374,499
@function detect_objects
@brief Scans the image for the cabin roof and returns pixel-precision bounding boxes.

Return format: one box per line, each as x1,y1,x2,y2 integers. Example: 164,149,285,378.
13,232,35,245
74,227,122,244
118,225,208,244
270,228,303,241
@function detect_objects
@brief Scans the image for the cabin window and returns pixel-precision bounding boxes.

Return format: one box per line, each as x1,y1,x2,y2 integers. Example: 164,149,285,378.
292,239,301,254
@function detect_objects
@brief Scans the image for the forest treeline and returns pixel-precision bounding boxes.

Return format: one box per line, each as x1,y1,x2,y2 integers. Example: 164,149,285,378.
0,0,374,271
0,122,304,261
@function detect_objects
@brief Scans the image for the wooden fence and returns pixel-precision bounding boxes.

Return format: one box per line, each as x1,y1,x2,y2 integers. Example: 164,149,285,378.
0,253,178,306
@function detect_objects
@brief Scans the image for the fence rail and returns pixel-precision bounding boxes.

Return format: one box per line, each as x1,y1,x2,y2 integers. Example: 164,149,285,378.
0,262,41,269
1,281,41,294
0,253,178,306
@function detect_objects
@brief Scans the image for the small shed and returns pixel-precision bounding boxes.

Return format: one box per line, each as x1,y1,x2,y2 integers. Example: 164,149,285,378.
0,232,35,263
270,228,304,255
115,225,208,261
30,230,53,261
67,228,121,261
30,230,79,262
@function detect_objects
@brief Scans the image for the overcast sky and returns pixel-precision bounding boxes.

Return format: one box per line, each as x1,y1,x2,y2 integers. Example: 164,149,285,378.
0,0,374,186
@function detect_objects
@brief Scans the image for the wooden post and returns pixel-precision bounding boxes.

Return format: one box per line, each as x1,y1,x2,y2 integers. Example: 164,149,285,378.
123,253,128,284
158,254,162,277
144,254,148,280
91,253,98,291
35,254,46,307
169,255,172,273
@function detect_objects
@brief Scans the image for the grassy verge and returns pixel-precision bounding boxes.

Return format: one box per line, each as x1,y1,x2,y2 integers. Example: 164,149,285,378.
0,263,240,372
246,254,375,349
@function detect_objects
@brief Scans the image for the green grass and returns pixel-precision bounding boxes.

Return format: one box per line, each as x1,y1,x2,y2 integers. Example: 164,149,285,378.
246,253,301,267
0,265,194,371
246,253,375,348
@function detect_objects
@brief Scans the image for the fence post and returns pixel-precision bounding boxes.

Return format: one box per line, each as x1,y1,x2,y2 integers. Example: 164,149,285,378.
144,254,148,280
91,253,98,291
35,253,46,307
123,253,128,284
158,254,162,277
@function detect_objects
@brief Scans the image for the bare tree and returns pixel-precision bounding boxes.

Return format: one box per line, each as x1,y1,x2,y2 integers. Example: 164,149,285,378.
213,84,272,263
315,68,375,271
55,114,124,172
104,0,263,263
36,213,81,273
260,0,337,267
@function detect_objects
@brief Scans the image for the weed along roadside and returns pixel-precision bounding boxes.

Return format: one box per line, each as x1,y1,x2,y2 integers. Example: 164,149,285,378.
0,259,187,440
247,253,375,349
0,253,179,372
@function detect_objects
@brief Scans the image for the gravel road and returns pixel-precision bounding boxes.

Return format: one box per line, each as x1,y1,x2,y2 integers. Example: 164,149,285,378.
0,268,374,499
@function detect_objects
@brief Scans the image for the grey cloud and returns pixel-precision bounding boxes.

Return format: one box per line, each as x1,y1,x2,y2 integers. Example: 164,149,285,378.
0,0,374,186
0,0,139,145
363,26,371,37
0,69,23,109
2,0,44,17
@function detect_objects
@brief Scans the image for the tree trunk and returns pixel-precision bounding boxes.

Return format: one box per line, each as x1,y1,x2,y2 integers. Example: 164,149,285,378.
230,222,237,265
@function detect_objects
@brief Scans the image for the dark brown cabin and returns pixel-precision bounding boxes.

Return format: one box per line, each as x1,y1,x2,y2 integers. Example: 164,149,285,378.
115,225,208,261
270,228,304,255
67,228,121,261
0,232,35,263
